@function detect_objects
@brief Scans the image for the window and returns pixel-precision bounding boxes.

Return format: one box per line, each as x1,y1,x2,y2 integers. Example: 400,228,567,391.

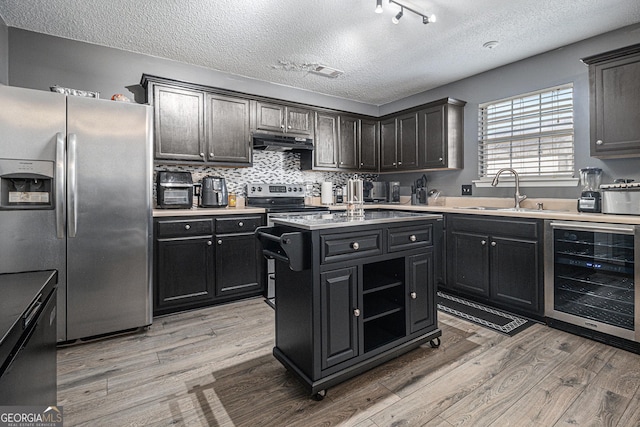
478,84,575,184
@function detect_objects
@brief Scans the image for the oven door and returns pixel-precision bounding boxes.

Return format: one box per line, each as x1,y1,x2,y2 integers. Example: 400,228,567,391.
544,220,640,342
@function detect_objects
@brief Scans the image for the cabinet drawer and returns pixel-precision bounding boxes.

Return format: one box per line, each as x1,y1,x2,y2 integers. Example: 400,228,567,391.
388,224,432,252
215,216,263,234
321,230,383,263
156,218,213,237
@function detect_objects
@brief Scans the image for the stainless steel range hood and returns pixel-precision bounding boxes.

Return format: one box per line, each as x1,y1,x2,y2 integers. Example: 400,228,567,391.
252,133,313,151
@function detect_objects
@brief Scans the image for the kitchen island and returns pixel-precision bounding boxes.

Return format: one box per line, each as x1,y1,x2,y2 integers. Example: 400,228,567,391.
257,211,443,399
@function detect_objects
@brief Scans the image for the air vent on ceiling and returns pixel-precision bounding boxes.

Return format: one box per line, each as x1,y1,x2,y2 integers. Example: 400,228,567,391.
310,65,344,78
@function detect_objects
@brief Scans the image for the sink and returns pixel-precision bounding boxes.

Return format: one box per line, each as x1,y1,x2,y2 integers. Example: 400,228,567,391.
454,206,568,213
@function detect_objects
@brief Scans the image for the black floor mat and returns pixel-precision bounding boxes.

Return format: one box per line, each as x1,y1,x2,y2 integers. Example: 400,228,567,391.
437,291,532,336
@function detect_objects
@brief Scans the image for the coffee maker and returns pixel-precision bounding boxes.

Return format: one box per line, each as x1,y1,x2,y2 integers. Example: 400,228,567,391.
577,167,603,213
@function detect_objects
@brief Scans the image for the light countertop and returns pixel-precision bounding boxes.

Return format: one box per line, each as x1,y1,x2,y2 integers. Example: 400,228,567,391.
270,211,442,230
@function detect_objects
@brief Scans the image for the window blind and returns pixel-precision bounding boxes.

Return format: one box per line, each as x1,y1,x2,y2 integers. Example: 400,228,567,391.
478,84,575,179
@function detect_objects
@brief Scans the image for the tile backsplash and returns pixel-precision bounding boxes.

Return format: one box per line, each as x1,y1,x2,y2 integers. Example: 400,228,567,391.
154,151,378,197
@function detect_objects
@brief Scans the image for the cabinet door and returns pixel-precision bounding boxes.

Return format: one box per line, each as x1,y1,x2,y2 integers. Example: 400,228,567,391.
206,94,251,164
286,106,313,136
155,236,214,314
397,112,419,169
153,84,205,161
590,54,640,158
215,234,263,299
447,231,490,297
321,267,359,370
359,119,378,171
380,118,397,170
408,252,435,334
338,116,359,169
419,105,446,168
255,101,285,133
489,236,541,314
314,112,339,168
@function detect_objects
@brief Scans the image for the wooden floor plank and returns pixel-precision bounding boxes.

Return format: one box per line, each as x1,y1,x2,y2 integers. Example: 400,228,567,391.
56,298,640,427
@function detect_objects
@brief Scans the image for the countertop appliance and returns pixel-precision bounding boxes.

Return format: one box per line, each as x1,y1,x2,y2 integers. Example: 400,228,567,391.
199,176,228,207
363,181,387,203
414,174,428,205
545,221,640,352
387,181,401,203
252,133,313,151
156,171,193,208
246,183,328,305
0,85,153,342
601,180,640,215
577,167,603,213
0,271,57,405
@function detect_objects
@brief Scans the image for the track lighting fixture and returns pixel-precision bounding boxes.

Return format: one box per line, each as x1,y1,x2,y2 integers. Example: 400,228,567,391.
375,0,383,14
377,0,436,26
392,8,403,24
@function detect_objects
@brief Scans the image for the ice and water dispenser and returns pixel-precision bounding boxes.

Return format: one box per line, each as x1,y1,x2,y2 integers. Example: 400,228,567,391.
0,159,54,209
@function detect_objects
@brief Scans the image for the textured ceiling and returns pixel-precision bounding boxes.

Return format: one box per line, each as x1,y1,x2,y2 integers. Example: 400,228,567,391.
1,0,640,105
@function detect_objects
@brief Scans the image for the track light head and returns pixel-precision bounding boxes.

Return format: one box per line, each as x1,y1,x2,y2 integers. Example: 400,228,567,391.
392,8,403,24
422,14,436,24
375,0,383,13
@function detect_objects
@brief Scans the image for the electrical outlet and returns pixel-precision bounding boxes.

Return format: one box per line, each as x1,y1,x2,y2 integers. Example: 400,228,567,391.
461,184,472,196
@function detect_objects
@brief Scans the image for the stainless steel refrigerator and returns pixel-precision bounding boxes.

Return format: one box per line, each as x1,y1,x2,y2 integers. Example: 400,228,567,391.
0,84,153,342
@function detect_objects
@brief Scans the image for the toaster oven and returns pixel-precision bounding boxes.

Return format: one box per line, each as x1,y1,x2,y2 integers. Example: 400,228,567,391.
156,171,193,209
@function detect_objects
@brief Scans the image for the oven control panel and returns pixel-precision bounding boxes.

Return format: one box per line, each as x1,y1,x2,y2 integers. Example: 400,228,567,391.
246,183,305,198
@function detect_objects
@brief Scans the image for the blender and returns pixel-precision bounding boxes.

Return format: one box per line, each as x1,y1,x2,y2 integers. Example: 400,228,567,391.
577,167,603,212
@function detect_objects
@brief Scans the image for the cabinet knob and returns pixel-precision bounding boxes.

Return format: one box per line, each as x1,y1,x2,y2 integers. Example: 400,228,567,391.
398,162,402,165
360,162,364,166
596,139,604,145
340,161,344,165
353,308,361,317
238,221,244,227
410,292,417,299
207,241,212,246
409,235,417,242
351,242,360,250
280,124,285,129
491,241,497,247
209,152,214,157
439,157,443,162
199,153,205,157
481,240,486,245
185,224,191,230
217,239,223,245
287,125,292,130
392,162,396,166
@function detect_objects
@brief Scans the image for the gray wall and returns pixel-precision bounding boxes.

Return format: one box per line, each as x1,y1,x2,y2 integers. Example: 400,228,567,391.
0,15,8,85
7,28,377,116
380,23,640,200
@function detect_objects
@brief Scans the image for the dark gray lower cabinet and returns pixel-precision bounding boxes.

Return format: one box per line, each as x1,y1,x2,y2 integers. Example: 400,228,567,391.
154,215,264,315
445,214,543,318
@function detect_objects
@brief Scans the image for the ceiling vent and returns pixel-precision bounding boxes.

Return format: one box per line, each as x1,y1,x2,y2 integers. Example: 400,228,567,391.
310,65,344,78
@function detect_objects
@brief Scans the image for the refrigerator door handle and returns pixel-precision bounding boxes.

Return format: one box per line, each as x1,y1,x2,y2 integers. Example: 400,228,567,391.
55,132,66,239
68,133,78,238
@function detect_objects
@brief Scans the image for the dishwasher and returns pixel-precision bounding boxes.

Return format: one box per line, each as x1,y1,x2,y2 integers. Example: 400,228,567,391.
544,220,640,352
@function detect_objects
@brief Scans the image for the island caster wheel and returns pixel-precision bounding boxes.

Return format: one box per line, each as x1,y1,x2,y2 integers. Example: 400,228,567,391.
312,390,327,401
429,337,441,348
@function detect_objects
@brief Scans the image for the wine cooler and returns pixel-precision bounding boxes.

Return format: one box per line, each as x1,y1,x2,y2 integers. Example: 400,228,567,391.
545,221,640,348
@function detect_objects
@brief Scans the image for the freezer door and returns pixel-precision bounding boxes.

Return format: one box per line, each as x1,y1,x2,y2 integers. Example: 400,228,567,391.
0,85,68,341
65,96,153,340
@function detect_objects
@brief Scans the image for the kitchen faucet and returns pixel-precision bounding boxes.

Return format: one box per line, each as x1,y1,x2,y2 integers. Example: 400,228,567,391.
491,168,527,208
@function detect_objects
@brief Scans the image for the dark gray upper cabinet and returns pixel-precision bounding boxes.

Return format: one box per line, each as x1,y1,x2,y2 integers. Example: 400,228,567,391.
397,112,419,170
254,101,313,136
380,117,397,171
359,119,378,171
418,101,464,170
151,84,206,162
206,94,251,165
313,112,339,169
142,75,252,166
582,44,640,158
338,116,359,169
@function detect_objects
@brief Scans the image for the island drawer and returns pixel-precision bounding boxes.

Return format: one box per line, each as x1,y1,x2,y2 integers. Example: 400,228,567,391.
388,224,433,252
156,218,213,237
215,216,264,234
320,230,383,263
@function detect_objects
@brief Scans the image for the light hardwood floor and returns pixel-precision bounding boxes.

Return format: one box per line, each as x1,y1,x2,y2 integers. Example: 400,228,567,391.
57,297,640,426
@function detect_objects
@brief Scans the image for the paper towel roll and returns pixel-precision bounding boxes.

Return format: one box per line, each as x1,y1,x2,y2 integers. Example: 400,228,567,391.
321,182,333,205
